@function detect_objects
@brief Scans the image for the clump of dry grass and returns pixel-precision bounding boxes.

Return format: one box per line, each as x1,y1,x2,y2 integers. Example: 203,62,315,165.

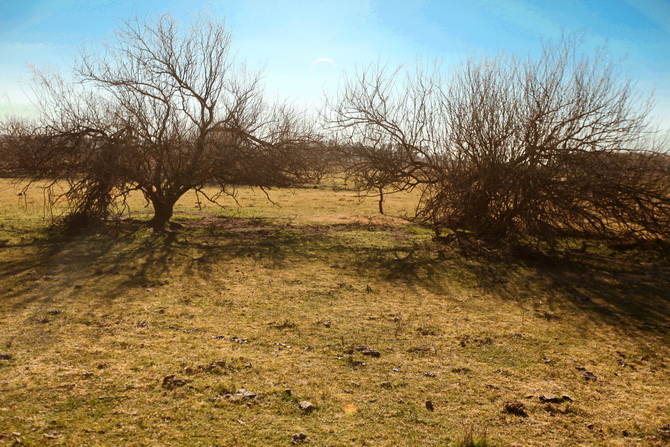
455,423,494,447
0,178,668,446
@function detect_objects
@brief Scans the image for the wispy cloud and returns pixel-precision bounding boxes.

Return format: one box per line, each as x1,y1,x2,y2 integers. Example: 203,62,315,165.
623,0,670,35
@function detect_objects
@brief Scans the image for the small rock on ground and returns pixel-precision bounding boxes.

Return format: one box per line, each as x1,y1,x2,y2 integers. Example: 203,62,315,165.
162,375,188,389
299,401,316,413
292,432,310,444
503,401,528,417
583,371,597,381
227,389,257,401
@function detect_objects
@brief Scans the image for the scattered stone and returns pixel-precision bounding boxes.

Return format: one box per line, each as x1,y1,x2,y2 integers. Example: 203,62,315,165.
47,310,62,315
211,335,226,340
162,375,188,389
275,342,292,349
350,361,366,367
227,389,257,401
346,345,381,357
539,395,573,404
0,354,13,361
503,401,528,417
451,367,472,374
183,328,202,333
392,367,401,372
298,401,315,413
291,432,310,444
323,321,332,328
575,365,586,371
137,321,148,328
536,310,559,320
230,336,250,344
425,400,434,411
586,423,595,430
423,372,436,377
43,433,59,439
82,371,94,378
583,371,597,381
485,384,500,390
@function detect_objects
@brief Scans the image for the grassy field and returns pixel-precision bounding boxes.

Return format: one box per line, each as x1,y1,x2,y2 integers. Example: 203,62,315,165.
0,178,669,446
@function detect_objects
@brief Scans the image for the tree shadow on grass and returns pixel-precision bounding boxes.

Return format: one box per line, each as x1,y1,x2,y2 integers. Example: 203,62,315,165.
1,216,668,342
362,239,670,341
0,216,319,310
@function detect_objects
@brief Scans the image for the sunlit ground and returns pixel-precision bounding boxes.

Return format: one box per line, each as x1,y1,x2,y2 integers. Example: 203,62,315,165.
0,178,668,446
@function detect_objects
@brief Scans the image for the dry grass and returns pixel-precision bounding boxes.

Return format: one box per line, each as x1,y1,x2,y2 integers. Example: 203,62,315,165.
0,178,669,446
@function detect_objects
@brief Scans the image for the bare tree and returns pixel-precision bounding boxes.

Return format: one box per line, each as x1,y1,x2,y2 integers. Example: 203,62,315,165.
330,39,670,246
20,14,316,231
328,64,445,215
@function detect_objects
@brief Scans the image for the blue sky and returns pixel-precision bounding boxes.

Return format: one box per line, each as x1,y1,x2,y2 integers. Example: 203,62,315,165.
1,0,669,127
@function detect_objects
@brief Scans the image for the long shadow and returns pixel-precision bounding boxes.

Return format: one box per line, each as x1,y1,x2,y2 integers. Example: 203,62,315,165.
0,221,170,307
0,216,319,309
2,216,668,341
361,240,670,340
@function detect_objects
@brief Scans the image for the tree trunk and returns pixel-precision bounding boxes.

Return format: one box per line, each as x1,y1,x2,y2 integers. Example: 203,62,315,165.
378,187,385,215
148,198,176,232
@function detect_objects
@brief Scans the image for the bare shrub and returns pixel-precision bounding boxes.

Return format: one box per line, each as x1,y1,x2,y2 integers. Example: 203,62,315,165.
329,39,670,246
